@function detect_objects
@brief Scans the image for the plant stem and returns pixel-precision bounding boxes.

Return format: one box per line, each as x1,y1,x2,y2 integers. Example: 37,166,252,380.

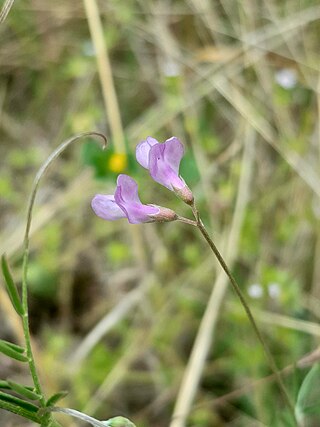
192,204,298,425
176,216,197,227
21,249,45,402
20,132,107,426
22,251,53,427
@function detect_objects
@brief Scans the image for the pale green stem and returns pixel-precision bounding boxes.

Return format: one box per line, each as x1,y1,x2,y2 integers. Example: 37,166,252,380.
176,216,197,227
191,203,298,426
21,249,44,402
21,132,107,425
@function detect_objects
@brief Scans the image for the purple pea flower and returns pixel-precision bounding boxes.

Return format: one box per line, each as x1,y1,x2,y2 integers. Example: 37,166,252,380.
136,136,193,205
91,174,177,224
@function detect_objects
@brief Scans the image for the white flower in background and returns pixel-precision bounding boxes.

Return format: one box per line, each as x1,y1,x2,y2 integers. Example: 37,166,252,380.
82,40,95,57
247,283,263,299
162,59,181,77
268,282,281,299
275,68,297,89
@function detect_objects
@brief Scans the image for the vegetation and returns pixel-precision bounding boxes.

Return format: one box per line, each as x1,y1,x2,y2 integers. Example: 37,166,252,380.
1,0,320,426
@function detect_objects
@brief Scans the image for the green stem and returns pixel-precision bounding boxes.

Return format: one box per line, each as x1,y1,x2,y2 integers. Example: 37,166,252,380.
20,132,107,426
21,248,45,403
192,204,298,425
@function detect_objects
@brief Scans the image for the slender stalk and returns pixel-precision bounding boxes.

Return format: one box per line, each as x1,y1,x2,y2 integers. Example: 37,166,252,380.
21,132,107,425
21,256,44,398
171,130,255,427
176,216,197,227
191,203,298,425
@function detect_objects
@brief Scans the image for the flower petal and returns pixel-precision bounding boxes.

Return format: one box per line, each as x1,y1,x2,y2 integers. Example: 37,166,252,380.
162,137,184,175
115,174,141,204
91,194,126,221
149,142,185,190
136,136,158,169
115,174,160,224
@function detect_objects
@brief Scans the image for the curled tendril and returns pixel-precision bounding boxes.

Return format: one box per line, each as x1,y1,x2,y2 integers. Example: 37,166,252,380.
19,132,107,404
23,131,107,252
22,131,107,320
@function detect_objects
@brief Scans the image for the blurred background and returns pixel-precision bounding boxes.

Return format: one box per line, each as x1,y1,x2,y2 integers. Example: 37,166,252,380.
1,0,320,426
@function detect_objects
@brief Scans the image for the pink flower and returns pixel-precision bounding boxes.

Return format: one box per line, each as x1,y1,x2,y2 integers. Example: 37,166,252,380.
136,137,193,204
91,174,176,224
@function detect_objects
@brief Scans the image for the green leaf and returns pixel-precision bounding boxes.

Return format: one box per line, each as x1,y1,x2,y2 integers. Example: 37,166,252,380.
0,397,41,423
0,390,39,412
1,254,24,316
46,391,68,407
0,390,41,423
295,363,320,422
0,380,34,392
7,380,41,401
1,340,25,354
0,380,10,389
0,339,28,362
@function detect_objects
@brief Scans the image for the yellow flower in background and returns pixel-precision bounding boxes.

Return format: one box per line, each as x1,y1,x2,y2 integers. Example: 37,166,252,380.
108,153,127,173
